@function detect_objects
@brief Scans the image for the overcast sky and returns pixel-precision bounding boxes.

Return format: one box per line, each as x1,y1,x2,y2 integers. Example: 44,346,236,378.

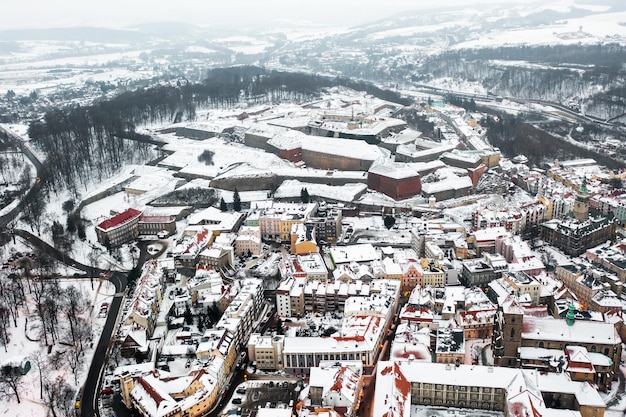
3,0,541,30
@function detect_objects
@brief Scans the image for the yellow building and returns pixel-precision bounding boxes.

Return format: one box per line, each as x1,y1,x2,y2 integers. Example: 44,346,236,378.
291,223,318,255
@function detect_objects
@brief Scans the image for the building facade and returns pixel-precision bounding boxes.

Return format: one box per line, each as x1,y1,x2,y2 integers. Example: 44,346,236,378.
96,208,142,247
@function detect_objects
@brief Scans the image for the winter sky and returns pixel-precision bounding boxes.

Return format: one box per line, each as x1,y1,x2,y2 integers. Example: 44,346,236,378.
4,0,550,30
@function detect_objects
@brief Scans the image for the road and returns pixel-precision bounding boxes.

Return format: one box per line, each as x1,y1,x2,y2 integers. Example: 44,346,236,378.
81,269,127,417
0,125,48,228
12,228,128,417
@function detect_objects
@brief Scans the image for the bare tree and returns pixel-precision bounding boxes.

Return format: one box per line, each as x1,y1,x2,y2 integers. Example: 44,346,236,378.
66,344,83,386
0,364,25,404
0,273,23,327
42,296,59,345
56,382,76,417
0,305,10,352
62,285,85,342
31,279,49,345
30,350,48,400
43,375,61,417
47,350,65,371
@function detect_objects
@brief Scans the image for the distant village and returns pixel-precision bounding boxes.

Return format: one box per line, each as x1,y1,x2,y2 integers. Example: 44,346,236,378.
91,88,626,417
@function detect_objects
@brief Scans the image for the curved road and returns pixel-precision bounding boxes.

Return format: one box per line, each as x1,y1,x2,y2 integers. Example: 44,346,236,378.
0,125,49,229
14,229,128,417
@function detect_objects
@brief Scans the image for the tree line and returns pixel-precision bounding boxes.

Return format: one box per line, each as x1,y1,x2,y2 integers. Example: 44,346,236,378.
429,44,626,69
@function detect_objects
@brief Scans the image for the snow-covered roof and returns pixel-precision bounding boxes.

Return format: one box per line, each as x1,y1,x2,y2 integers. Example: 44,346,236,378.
522,315,620,345
329,244,379,265
131,373,181,417
301,135,386,161
309,361,362,407
421,175,472,194
390,324,431,362
284,315,384,354
369,162,419,180
187,206,244,231
274,180,367,203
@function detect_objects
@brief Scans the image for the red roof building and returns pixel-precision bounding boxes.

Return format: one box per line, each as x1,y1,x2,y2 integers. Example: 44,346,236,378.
96,208,142,248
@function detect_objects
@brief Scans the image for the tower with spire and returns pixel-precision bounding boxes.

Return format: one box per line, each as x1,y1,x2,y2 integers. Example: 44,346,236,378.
573,176,590,222
566,302,576,326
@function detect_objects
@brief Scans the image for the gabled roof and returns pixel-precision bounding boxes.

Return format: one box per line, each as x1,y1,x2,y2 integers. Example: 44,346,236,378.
377,362,411,417
132,374,181,417
565,346,594,372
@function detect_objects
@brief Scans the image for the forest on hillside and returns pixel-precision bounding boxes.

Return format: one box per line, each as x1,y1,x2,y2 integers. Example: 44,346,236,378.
418,44,626,120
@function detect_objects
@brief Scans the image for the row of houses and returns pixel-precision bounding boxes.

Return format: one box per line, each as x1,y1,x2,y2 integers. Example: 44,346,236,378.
118,275,265,417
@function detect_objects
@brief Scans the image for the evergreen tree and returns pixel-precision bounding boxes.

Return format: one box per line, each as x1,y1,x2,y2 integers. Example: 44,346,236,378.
66,215,76,234
76,221,86,240
384,215,396,230
233,188,241,212
219,197,227,212
300,187,310,204
61,199,75,214
184,306,193,325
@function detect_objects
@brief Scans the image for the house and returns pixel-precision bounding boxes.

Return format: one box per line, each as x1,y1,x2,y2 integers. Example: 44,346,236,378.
247,333,285,370
235,226,262,256
121,260,164,336
435,327,465,365
307,361,363,417
120,328,149,359
389,323,431,363
291,223,318,255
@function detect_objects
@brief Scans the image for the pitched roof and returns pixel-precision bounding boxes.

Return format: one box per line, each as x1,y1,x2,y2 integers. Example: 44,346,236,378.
97,208,142,231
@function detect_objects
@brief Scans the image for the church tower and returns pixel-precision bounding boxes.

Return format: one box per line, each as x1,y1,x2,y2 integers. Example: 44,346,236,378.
573,176,590,222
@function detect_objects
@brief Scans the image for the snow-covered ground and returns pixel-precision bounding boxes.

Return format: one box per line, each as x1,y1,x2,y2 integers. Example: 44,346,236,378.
0,276,115,416
454,9,626,49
